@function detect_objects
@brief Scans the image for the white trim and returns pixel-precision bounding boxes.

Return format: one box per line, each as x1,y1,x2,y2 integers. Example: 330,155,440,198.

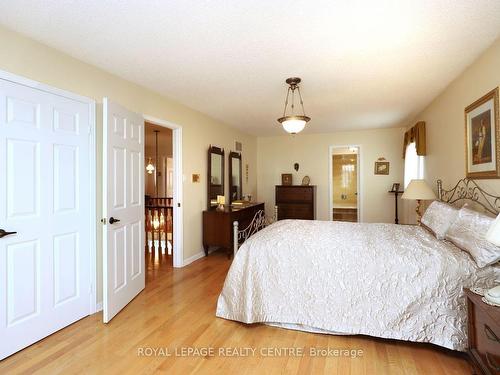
183,248,217,267
0,69,98,315
328,145,363,222
88,101,97,314
143,115,184,268
95,302,103,313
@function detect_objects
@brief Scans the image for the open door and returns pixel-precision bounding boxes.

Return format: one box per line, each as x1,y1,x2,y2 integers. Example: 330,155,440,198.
103,98,145,323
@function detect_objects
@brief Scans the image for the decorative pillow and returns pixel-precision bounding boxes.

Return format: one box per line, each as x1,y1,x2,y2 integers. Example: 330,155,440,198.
420,201,459,240
445,206,500,268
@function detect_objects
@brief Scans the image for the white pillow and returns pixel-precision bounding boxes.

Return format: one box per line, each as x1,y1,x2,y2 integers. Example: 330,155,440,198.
421,201,459,240
445,206,500,268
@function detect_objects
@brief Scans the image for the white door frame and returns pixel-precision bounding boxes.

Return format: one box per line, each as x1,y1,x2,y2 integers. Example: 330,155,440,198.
328,145,363,223
143,115,183,268
0,69,98,314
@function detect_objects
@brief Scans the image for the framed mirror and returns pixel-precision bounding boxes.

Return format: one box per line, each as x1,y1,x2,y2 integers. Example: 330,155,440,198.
229,151,242,204
208,145,224,209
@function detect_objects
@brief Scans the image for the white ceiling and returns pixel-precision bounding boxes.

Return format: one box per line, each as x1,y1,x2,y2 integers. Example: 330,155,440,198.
1,1,499,136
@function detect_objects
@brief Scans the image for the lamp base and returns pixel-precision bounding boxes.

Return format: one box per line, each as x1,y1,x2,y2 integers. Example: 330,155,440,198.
416,199,422,225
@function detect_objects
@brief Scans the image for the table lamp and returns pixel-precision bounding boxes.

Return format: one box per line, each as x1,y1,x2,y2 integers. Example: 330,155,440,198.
401,179,436,224
486,214,500,246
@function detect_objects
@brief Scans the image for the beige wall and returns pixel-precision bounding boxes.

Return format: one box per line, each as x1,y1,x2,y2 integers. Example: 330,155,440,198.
257,127,406,223
403,37,500,213
0,26,257,303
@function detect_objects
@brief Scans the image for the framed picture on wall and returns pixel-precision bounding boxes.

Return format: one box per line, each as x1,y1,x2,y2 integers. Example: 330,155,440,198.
281,173,292,185
465,87,500,178
374,161,390,175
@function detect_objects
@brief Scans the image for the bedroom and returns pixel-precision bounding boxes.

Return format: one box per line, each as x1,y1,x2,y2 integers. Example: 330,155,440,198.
0,1,499,374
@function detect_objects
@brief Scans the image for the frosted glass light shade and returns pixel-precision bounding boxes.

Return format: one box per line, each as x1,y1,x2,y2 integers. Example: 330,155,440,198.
282,119,306,134
486,214,500,246
401,179,436,200
146,157,155,174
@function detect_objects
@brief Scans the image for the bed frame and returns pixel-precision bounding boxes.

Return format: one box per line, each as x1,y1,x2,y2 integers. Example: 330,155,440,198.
233,206,278,255
437,178,500,215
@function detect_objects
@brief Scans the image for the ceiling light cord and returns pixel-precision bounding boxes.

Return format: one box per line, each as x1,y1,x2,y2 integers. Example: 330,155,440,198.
297,87,306,116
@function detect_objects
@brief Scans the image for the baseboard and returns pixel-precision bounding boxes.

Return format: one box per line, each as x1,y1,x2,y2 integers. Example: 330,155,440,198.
95,302,103,313
183,248,217,267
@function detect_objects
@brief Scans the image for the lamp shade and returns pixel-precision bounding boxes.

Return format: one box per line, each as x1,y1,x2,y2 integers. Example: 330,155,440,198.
401,179,436,200
486,214,500,246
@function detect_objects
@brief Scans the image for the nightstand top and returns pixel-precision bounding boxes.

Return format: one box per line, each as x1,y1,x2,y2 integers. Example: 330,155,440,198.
465,288,500,322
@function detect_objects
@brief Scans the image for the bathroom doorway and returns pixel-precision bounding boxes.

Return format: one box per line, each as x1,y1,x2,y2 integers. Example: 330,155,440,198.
329,146,361,222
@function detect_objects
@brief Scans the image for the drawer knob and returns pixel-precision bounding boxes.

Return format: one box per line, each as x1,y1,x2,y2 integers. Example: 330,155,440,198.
486,352,500,372
484,324,500,343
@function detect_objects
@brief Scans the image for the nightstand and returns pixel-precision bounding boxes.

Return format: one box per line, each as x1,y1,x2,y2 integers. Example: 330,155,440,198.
465,289,500,374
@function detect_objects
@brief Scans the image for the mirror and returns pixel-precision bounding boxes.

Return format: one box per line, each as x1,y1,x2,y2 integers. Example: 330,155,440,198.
229,151,242,204
208,146,224,209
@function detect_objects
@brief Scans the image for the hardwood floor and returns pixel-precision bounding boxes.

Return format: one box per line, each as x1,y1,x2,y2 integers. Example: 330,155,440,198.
0,250,471,375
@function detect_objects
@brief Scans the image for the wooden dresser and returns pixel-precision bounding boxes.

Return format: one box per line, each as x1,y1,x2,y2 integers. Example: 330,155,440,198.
275,185,316,220
203,202,264,258
465,289,500,374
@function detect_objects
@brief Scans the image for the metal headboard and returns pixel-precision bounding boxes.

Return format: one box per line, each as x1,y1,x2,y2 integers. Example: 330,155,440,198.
233,206,278,256
437,178,500,215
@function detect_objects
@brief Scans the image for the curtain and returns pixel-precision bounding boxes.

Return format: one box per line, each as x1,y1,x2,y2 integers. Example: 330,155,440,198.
403,121,426,158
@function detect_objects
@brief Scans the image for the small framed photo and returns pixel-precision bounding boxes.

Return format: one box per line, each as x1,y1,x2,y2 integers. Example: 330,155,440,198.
281,173,292,186
390,183,400,192
465,88,499,178
374,161,390,175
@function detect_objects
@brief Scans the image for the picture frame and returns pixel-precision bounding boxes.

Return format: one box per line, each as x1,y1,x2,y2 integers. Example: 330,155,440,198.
281,173,292,186
390,183,400,192
374,161,390,175
301,175,310,186
465,87,500,179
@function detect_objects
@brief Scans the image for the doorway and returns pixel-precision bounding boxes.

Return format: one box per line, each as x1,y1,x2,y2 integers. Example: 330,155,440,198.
329,146,361,222
142,115,183,269
144,122,173,279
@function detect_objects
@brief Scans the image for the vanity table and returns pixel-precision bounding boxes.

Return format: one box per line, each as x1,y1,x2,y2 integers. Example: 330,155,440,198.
203,146,264,258
203,202,264,258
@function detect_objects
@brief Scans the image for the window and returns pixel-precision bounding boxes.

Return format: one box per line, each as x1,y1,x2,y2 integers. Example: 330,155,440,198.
404,142,424,188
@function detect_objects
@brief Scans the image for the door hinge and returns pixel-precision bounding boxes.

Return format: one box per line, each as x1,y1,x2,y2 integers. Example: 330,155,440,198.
177,203,181,207
101,218,107,224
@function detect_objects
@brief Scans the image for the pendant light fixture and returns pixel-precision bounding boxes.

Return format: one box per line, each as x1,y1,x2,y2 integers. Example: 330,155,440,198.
153,130,159,196
146,158,155,174
146,130,160,197
277,77,311,134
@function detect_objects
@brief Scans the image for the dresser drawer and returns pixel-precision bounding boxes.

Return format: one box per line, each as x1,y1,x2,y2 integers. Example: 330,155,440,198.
276,187,313,202
474,307,500,373
468,293,500,375
278,203,312,220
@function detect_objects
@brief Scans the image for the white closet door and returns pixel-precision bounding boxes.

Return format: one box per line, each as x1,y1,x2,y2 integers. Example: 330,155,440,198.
102,98,145,323
0,78,92,360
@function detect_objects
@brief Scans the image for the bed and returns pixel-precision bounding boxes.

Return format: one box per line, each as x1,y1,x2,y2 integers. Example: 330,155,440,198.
216,179,500,351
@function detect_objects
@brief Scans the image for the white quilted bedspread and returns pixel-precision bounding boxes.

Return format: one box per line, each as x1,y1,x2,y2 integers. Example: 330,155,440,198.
216,220,499,351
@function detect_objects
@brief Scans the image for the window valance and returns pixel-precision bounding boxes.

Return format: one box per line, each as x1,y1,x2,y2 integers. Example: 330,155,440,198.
403,121,426,158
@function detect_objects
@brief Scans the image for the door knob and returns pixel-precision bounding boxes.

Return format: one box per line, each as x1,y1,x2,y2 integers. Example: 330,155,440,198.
0,229,17,238
108,217,121,224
